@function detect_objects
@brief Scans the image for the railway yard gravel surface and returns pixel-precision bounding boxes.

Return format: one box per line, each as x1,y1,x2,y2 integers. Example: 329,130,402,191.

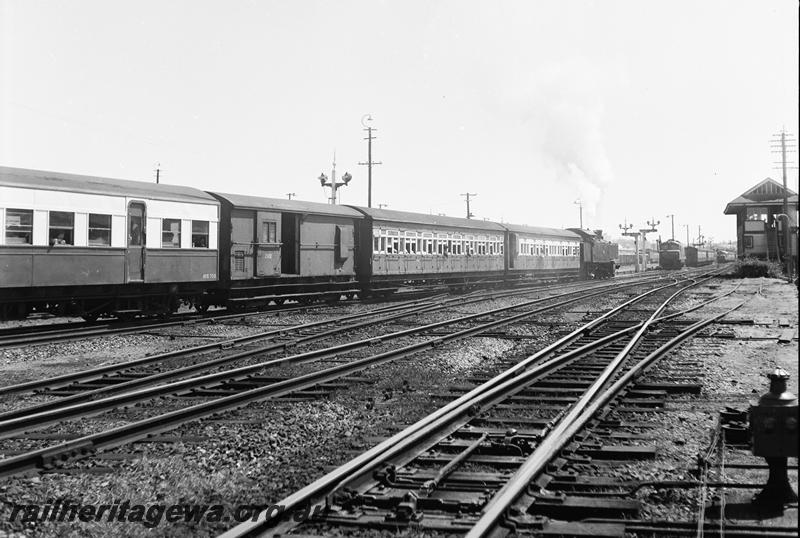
0,277,797,537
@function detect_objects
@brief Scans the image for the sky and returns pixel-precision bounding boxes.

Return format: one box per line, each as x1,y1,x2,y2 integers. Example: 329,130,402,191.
2,0,798,246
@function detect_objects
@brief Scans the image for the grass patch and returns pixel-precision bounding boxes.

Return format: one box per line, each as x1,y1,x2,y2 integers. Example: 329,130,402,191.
731,257,785,278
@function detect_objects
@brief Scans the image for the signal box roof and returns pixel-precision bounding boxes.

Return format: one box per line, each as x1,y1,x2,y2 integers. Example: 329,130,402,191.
0,166,217,204
351,206,506,232
724,178,798,214
212,192,363,218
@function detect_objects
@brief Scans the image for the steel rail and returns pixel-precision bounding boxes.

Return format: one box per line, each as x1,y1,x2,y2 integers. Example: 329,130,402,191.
0,270,674,350
0,304,326,349
217,276,726,537
465,301,744,538
0,276,669,477
0,275,645,409
0,278,643,439
0,301,444,423
0,297,441,396
0,274,658,396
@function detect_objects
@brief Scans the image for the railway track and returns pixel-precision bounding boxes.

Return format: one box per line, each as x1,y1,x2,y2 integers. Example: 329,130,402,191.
0,272,684,478
0,273,671,401
213,272,789,538
0,268,685,350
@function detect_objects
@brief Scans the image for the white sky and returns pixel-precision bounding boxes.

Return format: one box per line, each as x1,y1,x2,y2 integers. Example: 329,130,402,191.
2,0,798,245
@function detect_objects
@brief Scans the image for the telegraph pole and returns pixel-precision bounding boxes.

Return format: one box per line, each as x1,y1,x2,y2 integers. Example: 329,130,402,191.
666,214,675,240
620,219,640,273
155,163,161,184
286,193,296,200
358,115,382,208
574,199,583,229
771,129,797,280
461,193,477,219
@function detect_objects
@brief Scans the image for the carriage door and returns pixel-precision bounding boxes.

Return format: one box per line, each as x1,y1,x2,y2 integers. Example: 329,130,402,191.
126,202,146,282
230,209,255,280
256,212,281,276
508,233,516,268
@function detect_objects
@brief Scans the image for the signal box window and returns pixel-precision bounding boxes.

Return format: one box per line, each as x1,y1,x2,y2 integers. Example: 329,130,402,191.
192,221,210,248
89,214,112,246
5,208,33,245
49,211,74,245
162,219,181,248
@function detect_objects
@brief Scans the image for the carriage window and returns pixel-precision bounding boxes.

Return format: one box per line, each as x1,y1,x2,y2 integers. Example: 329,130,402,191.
386,231,399,254
192,220,210,248
261,221,277,244
162,219,181,248
5,208,33,245
49,211,74,245
88,214,112,246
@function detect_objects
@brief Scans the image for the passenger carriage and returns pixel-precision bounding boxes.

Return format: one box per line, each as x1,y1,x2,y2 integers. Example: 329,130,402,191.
685,246,715,267
0,167,219,319
352,207,507,291
505,224,582,280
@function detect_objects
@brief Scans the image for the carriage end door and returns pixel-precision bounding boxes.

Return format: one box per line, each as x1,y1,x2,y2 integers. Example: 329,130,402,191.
256,212,281,276
127,202,146,282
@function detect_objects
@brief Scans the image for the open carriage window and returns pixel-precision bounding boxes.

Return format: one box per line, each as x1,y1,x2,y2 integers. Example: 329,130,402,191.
49,211,74,245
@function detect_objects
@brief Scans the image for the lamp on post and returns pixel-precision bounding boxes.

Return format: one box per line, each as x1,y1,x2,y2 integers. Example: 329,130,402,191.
318,154,352,205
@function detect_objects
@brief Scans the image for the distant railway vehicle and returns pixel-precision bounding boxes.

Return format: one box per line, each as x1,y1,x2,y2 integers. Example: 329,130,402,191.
1,166,621,320
685,246,715,267
567,228,618,278
659,239,685,270
617,248,658,271
716,249,735,263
